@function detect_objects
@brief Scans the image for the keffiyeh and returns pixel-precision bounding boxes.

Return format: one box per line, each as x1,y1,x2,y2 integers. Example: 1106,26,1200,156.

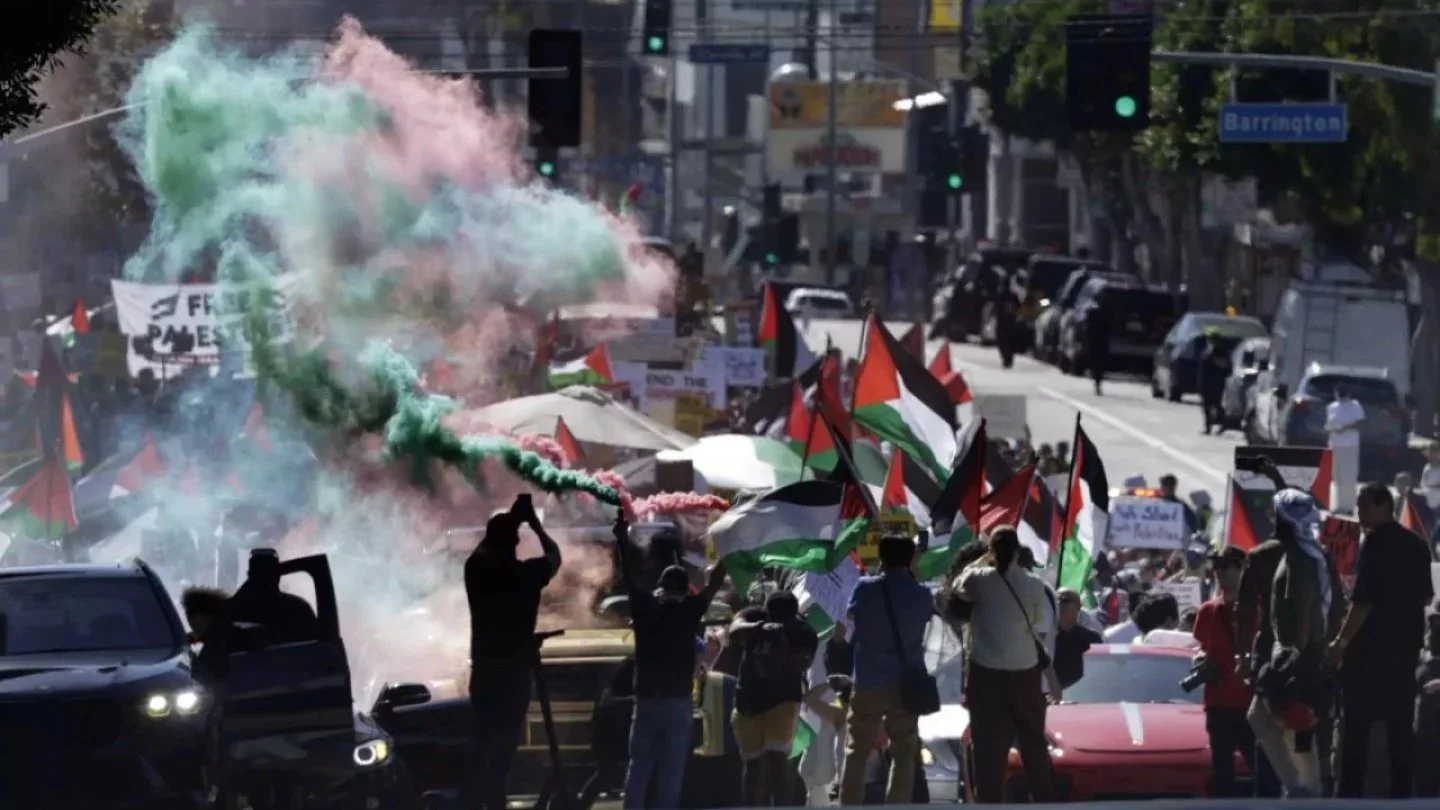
1273,488,1332,626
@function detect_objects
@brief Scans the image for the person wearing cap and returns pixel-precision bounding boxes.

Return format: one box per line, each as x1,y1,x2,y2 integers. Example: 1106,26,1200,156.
614,514,728,810
228,548,320,646
1192,547,1258,796
1200,327,1232,435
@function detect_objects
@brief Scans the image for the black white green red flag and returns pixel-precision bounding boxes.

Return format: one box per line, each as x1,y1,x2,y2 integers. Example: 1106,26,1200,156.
756,282,817,378
852,315,958,479
1057,421,1110,593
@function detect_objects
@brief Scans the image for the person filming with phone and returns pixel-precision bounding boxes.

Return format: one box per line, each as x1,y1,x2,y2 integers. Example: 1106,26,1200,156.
464,493,563,810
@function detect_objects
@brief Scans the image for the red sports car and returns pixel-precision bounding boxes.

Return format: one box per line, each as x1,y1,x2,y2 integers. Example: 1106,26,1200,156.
937,644,1244,801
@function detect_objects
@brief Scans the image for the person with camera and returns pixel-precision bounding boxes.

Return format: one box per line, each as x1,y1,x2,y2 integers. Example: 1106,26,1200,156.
953,526,1059,803
1190,547,1258,797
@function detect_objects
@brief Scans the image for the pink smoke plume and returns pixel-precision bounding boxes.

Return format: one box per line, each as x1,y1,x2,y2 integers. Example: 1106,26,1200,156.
632,492,731,519
510,433,567,467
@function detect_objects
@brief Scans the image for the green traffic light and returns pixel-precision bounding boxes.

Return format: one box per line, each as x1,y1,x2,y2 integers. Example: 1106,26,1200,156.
646,35,665,53
947,174,963,191
764,253,779,265
538,161,555,177
1115,96,1138,118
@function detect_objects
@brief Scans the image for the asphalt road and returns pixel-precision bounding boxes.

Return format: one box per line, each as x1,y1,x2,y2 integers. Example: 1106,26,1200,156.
802,318,1239,502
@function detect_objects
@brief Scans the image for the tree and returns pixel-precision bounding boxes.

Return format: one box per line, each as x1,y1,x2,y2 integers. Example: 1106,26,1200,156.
40,0,176,228
0,0,120,139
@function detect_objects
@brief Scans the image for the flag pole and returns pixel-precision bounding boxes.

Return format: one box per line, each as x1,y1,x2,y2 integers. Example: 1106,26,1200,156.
1055,414,1082,590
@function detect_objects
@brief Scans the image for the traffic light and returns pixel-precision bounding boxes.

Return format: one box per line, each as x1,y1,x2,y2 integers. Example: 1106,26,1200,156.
761,183,782,265
643,0,673,56
535,146,560,183
959,126,988,191
1066,15,1152,132
528,29,583,149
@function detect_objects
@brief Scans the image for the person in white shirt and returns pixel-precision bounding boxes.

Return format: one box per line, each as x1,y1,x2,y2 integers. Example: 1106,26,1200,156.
1420,443,1440,503
1018,548,1060,698
1324,383,1364,514
954,527,1060,803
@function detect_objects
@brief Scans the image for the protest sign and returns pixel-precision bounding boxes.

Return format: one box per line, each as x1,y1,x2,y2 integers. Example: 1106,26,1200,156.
1105,496,1187,549
1320,515,1360,592
1154,578,1204,614
977,395,1028,440
860,514,915,563
112,277,298,377
707,347,767,388
793,557,861,624
673,393,708,436
642,367,725,409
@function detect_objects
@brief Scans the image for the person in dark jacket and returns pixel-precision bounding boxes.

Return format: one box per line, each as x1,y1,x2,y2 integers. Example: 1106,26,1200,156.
1084,302,1111,396
1200,329,1232,434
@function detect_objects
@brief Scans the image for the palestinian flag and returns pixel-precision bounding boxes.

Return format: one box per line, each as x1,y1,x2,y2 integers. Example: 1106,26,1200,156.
815,352,854,439
0,452,77,540
71,300,91,335
982,449,1063,560
853,315,958,479
555,416,586,467
1225,476,1263,551
872,448,942,528
1056,421,1110,593
981,463,1036,534
548,344,614,389
708,416,874,594
743,356,825,435
790,554,862,758
899,322,925,361
1309,448,1334,511
927,341,975,422
924,417,985,579
785,382,811,455
757,282,817,378
34,339,83,471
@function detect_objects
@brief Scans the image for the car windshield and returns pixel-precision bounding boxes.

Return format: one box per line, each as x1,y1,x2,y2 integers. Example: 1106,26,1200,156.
1302,375,1399,406
0,575,178,655
1028,262,1084,299
1190,314,1267,339
1102,288,1184,318
1063,653,1200,705
795,295,851,313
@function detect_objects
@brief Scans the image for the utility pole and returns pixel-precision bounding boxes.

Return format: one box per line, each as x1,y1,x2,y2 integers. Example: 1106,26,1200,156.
701,0,715,254
824,0,839,284
667,43,682,240
803,0,820,78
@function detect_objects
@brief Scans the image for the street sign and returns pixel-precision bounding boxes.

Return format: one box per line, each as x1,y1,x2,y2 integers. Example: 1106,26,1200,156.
688,43,770,65
1217,102,1347,143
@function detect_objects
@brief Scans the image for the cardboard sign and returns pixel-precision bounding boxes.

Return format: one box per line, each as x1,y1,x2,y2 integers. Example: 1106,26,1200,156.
977,395,1028,440
1106,496,1188,550
112,277,298,377
706,347,767,388
860,514,915,562
1320,514,1360,592
1154,578,1204,614
673,393,708,436
643,368,724,409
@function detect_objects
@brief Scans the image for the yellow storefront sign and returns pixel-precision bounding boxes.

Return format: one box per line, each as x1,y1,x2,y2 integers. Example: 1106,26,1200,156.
858,514,916,563
768,81,908,129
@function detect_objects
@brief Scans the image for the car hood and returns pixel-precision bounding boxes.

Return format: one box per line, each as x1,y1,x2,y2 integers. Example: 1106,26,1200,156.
0,650,188,696
1048,702,1207,755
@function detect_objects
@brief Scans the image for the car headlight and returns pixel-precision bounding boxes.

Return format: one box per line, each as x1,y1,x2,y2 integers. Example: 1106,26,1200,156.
353,739,391,768
143,688,204,718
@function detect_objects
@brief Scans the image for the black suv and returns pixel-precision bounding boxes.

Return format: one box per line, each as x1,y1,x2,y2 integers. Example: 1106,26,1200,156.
1059,279,1186,375
0,555,411,810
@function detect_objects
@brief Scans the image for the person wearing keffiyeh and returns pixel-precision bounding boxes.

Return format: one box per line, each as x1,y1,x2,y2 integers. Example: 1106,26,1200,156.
1245,486,1332,797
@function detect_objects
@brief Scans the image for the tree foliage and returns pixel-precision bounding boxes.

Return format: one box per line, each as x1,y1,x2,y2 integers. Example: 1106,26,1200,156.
43,0,176,225
0,0,120,139
969,0,1440,261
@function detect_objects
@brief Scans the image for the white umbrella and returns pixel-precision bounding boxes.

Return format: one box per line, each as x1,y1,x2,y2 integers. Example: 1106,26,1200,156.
470,386,696,452
656,434,811,492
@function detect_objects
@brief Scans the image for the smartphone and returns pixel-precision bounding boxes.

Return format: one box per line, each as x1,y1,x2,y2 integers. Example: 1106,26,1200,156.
1234,455,1265,473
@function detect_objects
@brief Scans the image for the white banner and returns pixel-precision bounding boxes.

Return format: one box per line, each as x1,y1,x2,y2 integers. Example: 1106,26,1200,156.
1105,496,1188,550
642,367,725,409
706,346,767,388
111,277,298,377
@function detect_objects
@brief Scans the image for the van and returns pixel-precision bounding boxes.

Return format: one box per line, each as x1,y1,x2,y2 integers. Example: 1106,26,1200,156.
1262,280,1412,400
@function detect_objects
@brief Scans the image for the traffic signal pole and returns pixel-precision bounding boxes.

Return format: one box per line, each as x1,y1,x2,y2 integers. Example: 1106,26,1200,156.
1152,51,1435,88
824,0,839,285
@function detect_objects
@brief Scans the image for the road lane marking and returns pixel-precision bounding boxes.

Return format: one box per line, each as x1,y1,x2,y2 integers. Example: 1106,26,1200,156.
1037,386,1228,486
